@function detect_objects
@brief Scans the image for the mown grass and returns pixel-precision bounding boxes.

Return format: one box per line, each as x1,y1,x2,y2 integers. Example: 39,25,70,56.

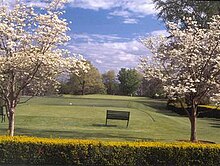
0,94,219,143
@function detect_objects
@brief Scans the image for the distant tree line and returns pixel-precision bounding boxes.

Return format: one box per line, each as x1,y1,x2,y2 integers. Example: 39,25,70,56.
60,61,105,95
21,60,164,98
58,60,164,97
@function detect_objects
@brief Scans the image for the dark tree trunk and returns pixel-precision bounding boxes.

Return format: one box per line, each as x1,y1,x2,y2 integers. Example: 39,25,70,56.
178,98,197,142
190,115,197,142
190,100,197,142
81,80,85,95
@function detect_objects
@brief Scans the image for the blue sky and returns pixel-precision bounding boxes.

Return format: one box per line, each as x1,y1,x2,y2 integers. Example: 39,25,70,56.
7,0,168,72
64,0,168,72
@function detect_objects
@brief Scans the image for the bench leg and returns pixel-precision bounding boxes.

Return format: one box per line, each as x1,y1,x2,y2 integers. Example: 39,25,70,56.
105,118,108,126
126,120,129,128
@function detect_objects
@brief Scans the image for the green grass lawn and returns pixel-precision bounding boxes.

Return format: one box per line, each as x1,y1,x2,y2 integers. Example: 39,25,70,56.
0,94,219,143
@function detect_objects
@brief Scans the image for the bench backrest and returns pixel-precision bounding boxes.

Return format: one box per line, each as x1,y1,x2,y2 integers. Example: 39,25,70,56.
106,110,130,120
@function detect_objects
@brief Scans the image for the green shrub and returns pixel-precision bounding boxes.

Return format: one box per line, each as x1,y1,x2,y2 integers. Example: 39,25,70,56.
0,136,219,165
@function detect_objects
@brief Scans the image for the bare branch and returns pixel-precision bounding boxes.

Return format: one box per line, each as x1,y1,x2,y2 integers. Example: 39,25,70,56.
18,95,35,104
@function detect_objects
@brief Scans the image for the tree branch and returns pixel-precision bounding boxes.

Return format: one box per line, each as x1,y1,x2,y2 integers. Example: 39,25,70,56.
15,60,43,100
18,95,35,104
177,97,192,122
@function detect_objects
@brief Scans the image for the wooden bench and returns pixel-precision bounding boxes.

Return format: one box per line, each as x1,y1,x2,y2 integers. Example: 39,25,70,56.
0,106,5,123
105,110,130,127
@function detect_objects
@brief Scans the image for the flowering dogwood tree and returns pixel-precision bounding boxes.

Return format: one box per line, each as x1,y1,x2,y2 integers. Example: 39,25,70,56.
139,15,220,142
0,0,88,136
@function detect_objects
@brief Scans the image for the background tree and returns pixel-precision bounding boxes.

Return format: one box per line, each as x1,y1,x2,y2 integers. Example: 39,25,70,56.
153,0,219,104
118,68,142,96
102,70,118,95
62,61,106,95
82,62,106,95
141,78,164,98
139,15,220,142
154,0,220,29
0,0,87,136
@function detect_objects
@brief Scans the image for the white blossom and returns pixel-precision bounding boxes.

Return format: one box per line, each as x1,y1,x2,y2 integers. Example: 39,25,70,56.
139,15,220,103
0,0,89,136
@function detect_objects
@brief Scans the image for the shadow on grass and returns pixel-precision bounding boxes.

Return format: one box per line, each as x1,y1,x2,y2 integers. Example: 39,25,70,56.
209,119,220,128
58,95,148,102
92,123,130,128
138,100,181,117
14,127,158,142
92,124,117,127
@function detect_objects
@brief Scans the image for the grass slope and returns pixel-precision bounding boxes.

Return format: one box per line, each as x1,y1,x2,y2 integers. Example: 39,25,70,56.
0,94,219,143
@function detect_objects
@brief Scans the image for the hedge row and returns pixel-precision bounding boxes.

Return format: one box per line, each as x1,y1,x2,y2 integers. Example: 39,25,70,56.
167,105,220,118
0,136,220,165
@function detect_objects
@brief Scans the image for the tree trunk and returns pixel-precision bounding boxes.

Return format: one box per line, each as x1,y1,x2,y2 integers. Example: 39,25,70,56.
8,107,15,136
81,80,85,95
190,101,197,142
178,98,197,142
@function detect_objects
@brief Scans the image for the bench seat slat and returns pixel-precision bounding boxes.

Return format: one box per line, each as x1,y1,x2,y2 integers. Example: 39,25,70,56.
107,116,129,120
106,110,130,127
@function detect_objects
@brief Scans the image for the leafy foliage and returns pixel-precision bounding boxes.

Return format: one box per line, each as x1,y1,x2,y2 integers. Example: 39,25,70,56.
102,70,119,95
0,136,220,165
118,68,142,96
154,0,220,29
61,61,106,95
141,78,164,98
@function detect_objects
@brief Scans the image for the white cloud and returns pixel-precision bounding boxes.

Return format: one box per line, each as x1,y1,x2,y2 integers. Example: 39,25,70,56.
150,30,169,36
118,53,136,61
126,1,156,15
69,0,157,15
135,30,169,39
4,0,157,24
72,33,130,43
109,10,132,18
69,0,158,24
68,30,169,72
96,59,103,64
123,18,138,24
69,0,117,10
68,33,148,72
1,0,47,7
26,2,48,8
110,10,139,24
